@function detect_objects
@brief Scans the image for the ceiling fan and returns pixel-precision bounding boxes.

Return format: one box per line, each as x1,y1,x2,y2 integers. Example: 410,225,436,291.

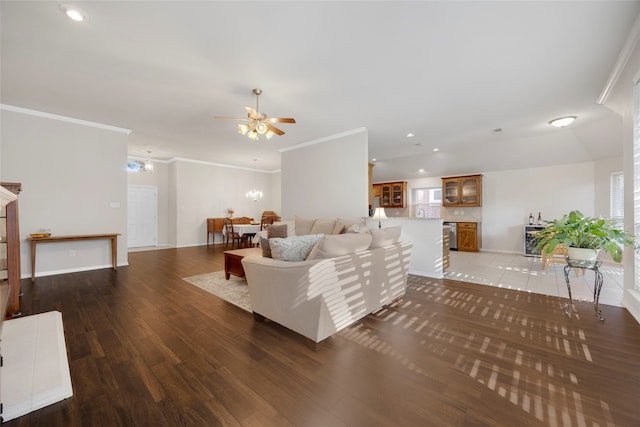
215,88,296,140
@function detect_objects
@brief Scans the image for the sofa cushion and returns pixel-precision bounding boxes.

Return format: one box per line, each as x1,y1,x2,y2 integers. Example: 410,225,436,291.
294,216,317,236
273,220,296,236
369,226,402,248
269,234,324,262
332,218,366,234
306,232,373,260
310,219,336,235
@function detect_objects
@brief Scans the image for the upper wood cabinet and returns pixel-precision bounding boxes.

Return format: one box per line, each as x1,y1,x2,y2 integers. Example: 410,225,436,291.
441,174,482,207
373,181,407,208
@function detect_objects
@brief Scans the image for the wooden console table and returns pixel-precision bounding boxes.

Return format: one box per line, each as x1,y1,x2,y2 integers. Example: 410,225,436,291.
27,233,120,282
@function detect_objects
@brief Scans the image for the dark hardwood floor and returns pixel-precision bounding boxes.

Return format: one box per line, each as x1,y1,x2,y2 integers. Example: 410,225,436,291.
5,245,640,426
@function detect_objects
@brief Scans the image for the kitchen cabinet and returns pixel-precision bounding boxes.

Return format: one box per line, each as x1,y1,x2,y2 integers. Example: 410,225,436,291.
457,221,480,252
441,174,482,207
374,181,407,208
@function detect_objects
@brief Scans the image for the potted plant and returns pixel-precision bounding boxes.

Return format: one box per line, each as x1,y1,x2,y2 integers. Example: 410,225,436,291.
533,210,638,263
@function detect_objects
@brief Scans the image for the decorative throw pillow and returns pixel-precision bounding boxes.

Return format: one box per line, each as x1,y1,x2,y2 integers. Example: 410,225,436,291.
260,225,288,258
294,216,317,236
369,226,402,248
273,220,296,236
261,237,272,258
345,223,369,234
306,233,373,260
269,234,324,262
332,218,366,234
268,224,288,239
310,220,336,235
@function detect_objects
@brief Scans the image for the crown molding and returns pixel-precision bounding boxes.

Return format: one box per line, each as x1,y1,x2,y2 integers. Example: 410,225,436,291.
0,104,132,134
597,13,640,105
278,127,367,153
166,157,276,173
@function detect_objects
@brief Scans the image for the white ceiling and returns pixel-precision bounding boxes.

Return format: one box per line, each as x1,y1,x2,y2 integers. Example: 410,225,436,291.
1,1,638,181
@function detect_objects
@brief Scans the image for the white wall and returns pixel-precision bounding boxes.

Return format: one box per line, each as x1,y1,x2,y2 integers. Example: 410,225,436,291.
281,128,368,219
173,160,279,247
482,163,595,253
1,108,129,278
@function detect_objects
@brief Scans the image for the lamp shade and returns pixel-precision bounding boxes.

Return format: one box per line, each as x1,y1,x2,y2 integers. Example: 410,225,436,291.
374,207,387,220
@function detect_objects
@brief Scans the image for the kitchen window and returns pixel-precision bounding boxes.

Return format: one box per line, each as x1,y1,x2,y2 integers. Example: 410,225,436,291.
414,187,441,218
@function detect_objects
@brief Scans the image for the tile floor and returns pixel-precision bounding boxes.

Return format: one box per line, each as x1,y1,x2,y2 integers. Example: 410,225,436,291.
445,251,625,308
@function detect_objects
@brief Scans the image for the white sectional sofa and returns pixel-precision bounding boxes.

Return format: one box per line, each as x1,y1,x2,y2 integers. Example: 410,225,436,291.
240,217,413,345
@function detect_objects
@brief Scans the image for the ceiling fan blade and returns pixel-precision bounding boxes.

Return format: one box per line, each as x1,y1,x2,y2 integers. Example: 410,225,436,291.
244,106,261,120
267,117,296,124
214,116,251,121
266,124,285,135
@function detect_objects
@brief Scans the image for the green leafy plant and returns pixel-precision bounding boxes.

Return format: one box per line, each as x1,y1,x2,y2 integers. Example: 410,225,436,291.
533,210,639,263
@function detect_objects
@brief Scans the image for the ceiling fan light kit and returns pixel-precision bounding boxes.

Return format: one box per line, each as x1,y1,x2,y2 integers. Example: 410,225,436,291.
216,88,295,141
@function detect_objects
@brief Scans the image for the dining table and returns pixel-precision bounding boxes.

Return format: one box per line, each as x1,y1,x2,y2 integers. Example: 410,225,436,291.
222,223,261,246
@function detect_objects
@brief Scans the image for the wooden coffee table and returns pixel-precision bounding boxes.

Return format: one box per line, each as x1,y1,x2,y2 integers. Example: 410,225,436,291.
224,248,261,280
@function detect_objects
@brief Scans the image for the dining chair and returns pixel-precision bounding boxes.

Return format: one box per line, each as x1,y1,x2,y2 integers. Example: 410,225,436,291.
261,211,281,222
224,218,244,249
260,215,276,231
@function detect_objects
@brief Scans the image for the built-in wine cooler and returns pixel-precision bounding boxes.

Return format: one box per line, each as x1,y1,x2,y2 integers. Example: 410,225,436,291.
524,225,545,256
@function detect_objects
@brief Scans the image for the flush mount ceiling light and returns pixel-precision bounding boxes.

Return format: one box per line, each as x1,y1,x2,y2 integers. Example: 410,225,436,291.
59,4,87,21
549,116,576,128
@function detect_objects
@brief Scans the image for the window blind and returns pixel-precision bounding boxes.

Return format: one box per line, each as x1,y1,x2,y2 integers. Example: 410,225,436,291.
610,171,624,227
634,79,640,291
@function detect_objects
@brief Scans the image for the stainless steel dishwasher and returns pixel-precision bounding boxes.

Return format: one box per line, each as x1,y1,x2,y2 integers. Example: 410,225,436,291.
443,221,457,250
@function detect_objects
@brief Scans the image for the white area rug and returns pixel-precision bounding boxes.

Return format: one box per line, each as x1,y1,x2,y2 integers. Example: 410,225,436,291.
183,271,251,312
1,311,73,422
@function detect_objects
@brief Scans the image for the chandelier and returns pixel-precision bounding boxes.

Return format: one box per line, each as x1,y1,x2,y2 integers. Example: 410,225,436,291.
245,159,263,201
143,151,154,172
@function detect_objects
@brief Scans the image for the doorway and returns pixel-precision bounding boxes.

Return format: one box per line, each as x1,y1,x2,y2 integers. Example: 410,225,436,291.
128,185,157,248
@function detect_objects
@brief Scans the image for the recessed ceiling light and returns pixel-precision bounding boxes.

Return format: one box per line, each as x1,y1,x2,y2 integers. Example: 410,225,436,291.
492,128,503,133
432,148,439,152
59,4,87,21
549,116,576,128
406,133,414,138
418,168,425,173
371,158,377,162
